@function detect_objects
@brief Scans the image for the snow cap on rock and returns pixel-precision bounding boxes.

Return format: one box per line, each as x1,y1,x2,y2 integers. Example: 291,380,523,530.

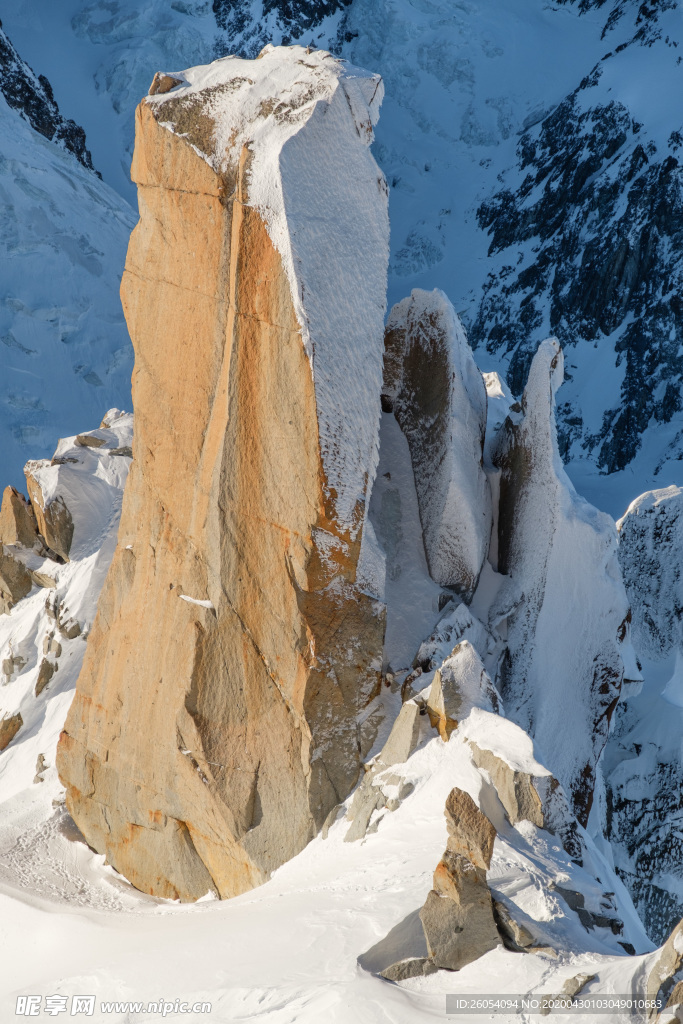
147,45,389,532
382,288,491,598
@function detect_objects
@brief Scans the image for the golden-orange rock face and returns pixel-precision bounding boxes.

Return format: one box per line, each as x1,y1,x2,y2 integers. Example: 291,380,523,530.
57,83,386,900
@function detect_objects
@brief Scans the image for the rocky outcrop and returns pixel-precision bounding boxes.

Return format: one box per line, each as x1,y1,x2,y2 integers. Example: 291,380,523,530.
23,474,73,563
538,973,596,1017
0,711,22,751
0,411,132,855
492,898,536,952
466,712,585,863
419,789,501,971
617,486,683,661
23,414,133,565
0,486,41,551
426,640,500,740
57,47,389,901
344,700,421,842
382,289,491,599
34,658,55,697
647,919,683,1016
380,957,436,982
377,780,569,980
0,549,33,614
491,338,629,825
0,25,96,171
470,742,545,829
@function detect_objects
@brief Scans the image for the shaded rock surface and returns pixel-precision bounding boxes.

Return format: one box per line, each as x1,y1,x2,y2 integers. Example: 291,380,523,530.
0,487,41,551
617,486,683,661
491,338,629,825
382,288,491,599
419,788,501,971
379,956,436,981
57,47,389,902
470,742,545,830
0,550,33,614
604,487,683,943
34,658,55,698
22,479,73,563
492,897,536,951
344,699,421,842
463,707,586,864
0,24,96,171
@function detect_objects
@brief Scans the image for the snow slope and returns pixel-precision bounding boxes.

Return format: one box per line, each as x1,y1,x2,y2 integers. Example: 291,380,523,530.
0,83,134,493
0,653,657,1024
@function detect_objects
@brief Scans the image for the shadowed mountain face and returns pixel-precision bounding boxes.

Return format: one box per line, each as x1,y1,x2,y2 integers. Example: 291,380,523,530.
209,0,683,494
470,32,683,476
0,24,96,173
0,24,134,493
213,0,351,51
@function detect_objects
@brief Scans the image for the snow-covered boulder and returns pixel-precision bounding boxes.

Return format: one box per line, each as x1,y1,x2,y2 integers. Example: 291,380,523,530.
23,411,133,563
382,288,491,600
426,639,501,740
491,338,629,826
464,708,584,864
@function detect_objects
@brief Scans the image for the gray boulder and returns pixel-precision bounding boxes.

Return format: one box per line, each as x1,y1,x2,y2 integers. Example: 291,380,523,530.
419,788,501,971
443,787,496,872
380,957,437,981
345,701,421,842
0,549,33,613
0,712,22,751
420,855,501,971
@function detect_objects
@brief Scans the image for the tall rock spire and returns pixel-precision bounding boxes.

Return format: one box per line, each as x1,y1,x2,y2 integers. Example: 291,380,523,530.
57,46,389,901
